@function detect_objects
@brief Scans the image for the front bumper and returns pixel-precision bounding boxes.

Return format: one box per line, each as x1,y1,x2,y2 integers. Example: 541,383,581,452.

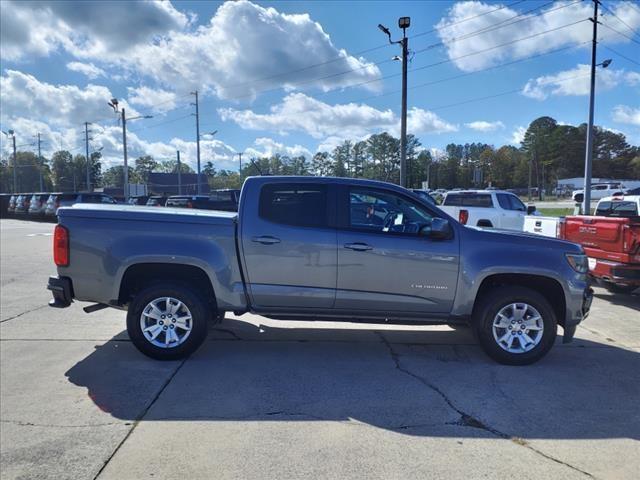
47,276,73,308
563,287,593,344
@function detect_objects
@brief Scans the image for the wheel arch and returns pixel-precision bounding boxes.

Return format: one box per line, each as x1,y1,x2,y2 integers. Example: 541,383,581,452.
472,273,566,326
118,263,217,312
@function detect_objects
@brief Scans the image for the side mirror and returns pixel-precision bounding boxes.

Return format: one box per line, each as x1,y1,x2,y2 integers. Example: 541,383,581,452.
426,218,452,240
527,205,536,215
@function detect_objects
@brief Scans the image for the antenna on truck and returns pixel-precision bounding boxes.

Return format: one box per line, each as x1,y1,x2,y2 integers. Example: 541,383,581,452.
250,159,264,175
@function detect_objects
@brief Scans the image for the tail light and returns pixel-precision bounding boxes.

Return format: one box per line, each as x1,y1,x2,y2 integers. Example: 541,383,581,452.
556,218,566,239
187,201,193,208
53,225,69,267
459,209,469,225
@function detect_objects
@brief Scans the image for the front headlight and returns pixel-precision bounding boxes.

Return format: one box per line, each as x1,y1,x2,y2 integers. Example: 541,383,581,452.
566,253,589,274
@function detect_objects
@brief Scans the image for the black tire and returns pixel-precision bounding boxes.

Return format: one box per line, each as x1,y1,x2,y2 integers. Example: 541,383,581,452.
127,282,210,360
473,286,557,365
603,282,638,294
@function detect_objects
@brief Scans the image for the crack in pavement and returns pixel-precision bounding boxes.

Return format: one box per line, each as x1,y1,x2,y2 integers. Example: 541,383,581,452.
0,305,48,323
0,419,129,428
93,356,188,480
375,331,596,479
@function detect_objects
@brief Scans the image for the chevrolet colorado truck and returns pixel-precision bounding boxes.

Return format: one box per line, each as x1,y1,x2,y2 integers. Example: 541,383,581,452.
47,176,593,365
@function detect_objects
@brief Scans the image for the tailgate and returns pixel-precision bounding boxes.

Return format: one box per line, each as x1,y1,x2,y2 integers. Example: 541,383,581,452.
563,216,640,261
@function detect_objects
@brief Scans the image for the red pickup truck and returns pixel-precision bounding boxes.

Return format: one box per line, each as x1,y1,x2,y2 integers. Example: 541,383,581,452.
560,199,640,293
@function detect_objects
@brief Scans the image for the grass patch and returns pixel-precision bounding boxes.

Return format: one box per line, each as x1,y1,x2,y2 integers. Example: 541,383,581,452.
537,207,574,217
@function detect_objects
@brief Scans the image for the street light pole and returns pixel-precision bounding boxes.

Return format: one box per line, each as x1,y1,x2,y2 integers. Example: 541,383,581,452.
191,90,202,194
582,0,599,216
378,17,411,188
176,150,182,195
400,30,408,189
36,133,43,192
108,98,152,201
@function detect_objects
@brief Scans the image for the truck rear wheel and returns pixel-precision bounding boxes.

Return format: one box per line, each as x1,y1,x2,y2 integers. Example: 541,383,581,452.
473,286,557,365
126,283,209,360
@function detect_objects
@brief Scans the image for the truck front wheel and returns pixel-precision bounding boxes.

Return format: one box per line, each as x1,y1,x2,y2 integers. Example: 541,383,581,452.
126,283,209,360
474,286,557,365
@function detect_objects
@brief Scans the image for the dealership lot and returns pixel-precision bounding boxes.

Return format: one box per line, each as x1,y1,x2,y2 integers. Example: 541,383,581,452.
1,219,639,480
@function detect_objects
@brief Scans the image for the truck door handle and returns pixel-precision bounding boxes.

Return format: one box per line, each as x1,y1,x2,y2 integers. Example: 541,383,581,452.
344,242,373,251
252,236,281,245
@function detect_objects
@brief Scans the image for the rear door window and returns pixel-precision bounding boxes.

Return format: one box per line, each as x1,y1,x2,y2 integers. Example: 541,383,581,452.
444,193,493,207
259,184,328,228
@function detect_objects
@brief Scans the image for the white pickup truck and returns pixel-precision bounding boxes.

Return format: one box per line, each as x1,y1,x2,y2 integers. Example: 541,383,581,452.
439,190,535,230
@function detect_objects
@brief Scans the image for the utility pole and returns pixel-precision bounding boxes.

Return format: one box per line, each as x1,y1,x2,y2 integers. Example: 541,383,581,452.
84,122,92,192
238,152,243,176
378,17,410,188
121,109,129,200
191,90,202,194
36,133,43,192
582,0,599,215
176,150,182,195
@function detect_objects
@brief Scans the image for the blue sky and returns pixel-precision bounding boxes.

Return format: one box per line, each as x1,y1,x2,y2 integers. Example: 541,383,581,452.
1,0,638,172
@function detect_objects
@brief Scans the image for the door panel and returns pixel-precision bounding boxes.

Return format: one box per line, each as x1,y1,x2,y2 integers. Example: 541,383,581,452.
336,187,459,314
240,183,337,309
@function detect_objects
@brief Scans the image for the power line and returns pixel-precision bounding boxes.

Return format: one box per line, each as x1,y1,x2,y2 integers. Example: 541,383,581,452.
600,43,640,66
215,0,528,96
599,21,640,44
600,1,640,38
413,0,584,55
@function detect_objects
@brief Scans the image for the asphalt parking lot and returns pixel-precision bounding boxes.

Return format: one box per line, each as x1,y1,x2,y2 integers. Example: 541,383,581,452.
1,218,639,480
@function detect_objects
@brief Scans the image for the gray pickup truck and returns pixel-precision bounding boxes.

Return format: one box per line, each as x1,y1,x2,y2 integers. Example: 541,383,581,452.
48,176,593,365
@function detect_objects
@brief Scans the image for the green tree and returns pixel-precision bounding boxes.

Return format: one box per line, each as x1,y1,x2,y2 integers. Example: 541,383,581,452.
102,166,139,187
134,155,159,183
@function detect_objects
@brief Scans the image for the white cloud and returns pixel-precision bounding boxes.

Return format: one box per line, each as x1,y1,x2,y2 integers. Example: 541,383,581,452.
0,70,140,129
612,105,640,127
522,65,640,100
511,126,526,145
127,86,179,114
218,93,457,139
435,1,640,72
0,0,188,61
66,62,106,80
245,137,312,159
1,1,381,100
465,120,505,132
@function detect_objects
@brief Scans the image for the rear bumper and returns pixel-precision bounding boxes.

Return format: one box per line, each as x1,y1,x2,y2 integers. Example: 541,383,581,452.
590,259,640,286
47,276,73,308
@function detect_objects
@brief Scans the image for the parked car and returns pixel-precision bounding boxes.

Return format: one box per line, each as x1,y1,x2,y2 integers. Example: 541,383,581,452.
0,193,14,217
28,193,52,217
48,176,592,365
7,195,18,215
559,201,639,294
44,193,117,217
128,196,150,206
572,183,625,204
146,195,168,207
439,190,535,230
13,194,33,214
165,195,211,209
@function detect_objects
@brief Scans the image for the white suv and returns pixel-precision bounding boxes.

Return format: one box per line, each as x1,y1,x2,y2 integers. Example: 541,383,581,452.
440,190,534,230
